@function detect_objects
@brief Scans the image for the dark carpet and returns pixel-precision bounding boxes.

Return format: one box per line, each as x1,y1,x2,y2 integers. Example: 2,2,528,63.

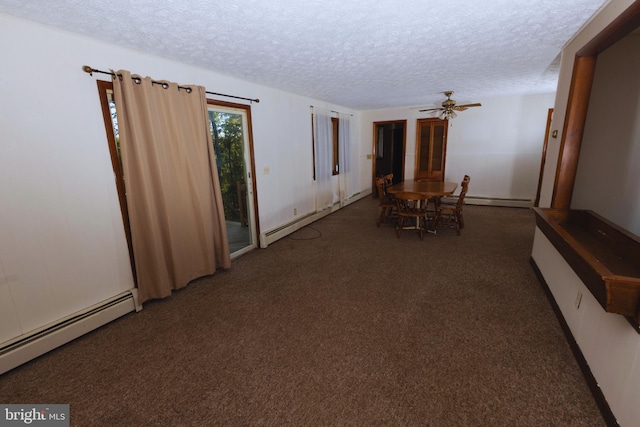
0,197,605,426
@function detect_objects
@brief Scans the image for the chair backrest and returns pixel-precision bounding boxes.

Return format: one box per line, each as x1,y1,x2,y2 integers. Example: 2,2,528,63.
383,173,394,188
456,176,470,210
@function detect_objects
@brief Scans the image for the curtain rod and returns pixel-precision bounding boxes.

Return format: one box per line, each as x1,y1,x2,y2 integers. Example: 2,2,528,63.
82,65,260,104
309,105,353,116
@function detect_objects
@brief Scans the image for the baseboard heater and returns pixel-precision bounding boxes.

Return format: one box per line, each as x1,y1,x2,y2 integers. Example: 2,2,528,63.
260,191,368,247
0,289,140,375
442,195,533,208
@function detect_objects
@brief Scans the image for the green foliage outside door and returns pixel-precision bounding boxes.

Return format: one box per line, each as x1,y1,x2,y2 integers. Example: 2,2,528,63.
208,111,247,223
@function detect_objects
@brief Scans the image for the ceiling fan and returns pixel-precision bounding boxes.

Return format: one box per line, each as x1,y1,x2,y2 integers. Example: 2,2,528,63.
419,91,481,119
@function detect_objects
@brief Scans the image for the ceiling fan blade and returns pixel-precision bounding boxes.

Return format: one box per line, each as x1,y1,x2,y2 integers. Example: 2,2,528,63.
453,103,482,111
419,107,443,112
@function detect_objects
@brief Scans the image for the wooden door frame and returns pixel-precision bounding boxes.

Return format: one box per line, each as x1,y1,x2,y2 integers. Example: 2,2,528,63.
552,1,640,209
372,120,406,190
207,99,261,248
96,80,137,283
535,108,553,207
415,117,448,181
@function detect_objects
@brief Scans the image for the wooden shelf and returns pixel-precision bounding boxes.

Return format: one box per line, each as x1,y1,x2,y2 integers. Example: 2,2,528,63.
534,208,640,331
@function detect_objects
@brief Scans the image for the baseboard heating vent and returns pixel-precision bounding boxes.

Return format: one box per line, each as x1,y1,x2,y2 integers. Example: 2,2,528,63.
260,191,369,247
0,289,140,375
260,210,330,247
442,195,533,208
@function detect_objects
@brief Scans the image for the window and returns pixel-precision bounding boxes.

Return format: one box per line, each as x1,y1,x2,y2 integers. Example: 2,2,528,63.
332,117,339,175
311,113,340,179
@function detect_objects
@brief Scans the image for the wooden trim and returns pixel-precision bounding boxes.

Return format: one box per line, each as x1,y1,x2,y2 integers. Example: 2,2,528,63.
415,118,448,181
332,117,339,176
552,56,596,209
529,258,619,427
577,1,640,57
534,108,553,207
371,120,407,192
206,99,261,247
551,0,640,210
533,208,640,324
370,122,374,198
311,113,316,181
96,80,137,284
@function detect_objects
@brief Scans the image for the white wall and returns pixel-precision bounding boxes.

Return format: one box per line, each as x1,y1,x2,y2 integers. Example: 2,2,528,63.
0,13,366,347
533,1,640,425
361,93,554,201
532,230,640,427
0,15,136,342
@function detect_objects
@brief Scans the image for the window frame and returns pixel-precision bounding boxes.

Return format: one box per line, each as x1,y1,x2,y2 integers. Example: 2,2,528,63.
332,117,339,176
96,80,137,282
311,113,340,179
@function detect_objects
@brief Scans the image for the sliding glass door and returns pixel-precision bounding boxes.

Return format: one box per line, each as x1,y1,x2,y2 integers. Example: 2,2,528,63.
207,102,257,257
98,82,258,263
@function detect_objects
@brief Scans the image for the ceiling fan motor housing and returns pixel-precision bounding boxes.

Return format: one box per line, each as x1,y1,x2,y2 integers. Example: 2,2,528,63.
442,91,456,109
442,99,456,109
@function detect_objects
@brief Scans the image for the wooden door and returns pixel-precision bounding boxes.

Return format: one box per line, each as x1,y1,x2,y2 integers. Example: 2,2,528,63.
415,118,448,181
372,120,406,190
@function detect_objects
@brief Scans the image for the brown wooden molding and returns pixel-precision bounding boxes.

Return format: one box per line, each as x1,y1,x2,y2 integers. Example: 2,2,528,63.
577,0,640,57
552,55,596,209
533,208,640,328
551,1,640,210
534,108,553,207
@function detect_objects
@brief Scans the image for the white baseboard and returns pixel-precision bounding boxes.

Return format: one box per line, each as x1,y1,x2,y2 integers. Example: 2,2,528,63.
260,191,370,247
0,290,139,375
442,195,533,208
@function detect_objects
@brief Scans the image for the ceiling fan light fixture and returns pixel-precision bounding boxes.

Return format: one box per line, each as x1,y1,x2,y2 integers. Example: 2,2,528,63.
439,109,456,120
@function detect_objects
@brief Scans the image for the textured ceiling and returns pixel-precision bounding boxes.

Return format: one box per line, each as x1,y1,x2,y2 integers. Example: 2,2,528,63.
1,0,608,109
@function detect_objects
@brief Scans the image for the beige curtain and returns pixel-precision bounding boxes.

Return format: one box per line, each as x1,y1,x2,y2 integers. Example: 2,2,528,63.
113,70,231,304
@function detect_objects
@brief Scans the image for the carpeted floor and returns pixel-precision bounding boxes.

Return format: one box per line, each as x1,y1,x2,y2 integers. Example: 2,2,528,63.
0,197,606,426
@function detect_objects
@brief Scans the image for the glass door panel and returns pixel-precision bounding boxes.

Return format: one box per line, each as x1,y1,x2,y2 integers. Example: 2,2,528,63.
207,106,257,257
418,125,431,174
415,118,448,181
432,125,445,173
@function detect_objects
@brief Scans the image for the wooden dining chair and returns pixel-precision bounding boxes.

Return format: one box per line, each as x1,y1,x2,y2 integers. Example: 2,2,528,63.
383,173,394,188
431,175,470,235
395,191,431,240
376,177,396,227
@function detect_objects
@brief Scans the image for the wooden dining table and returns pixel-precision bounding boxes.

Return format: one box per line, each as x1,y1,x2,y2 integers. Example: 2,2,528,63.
386,179,458,198
386,179,458,233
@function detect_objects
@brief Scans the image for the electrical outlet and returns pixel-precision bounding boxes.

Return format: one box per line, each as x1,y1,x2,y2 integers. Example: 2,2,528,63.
263,166,270,174
575,291,583,309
